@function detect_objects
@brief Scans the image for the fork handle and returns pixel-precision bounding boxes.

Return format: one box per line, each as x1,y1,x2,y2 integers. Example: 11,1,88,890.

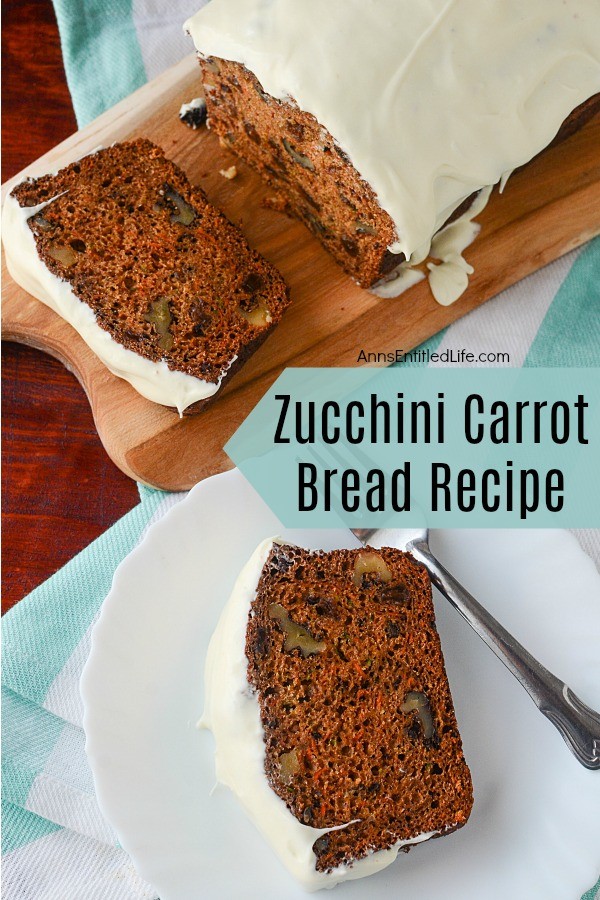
411,540,600,770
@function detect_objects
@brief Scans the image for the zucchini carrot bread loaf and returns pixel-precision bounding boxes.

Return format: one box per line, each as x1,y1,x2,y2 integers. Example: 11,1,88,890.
202,540,473,890
3,140,290,415
186,0,600,302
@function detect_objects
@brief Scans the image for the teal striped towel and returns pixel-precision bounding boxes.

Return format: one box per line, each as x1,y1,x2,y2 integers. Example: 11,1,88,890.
2,1,599,897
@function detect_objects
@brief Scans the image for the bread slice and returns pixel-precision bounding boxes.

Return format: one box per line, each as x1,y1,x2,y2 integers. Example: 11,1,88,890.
5,140,290,414
203,539,473,888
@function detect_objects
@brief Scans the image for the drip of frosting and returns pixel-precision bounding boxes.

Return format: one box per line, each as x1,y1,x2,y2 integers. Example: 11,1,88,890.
371,265,426,300
200,538,438,892
2,192,234,416
186,0,600,265
372,185,492,303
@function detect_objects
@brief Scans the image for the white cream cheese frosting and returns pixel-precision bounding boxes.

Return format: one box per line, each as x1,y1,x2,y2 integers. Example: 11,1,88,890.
2,191,232,416
373,185,493,304
186,0,600,266
200,538,437,892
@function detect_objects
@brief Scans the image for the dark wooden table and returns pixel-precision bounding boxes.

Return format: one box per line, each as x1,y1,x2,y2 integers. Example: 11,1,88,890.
2,0,139,612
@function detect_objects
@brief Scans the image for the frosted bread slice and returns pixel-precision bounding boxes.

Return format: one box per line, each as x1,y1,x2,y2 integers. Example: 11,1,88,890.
3,140,290,415
202,540,473,890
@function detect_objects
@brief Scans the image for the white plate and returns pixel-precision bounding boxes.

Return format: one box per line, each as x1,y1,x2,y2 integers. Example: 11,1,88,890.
81,468,600,900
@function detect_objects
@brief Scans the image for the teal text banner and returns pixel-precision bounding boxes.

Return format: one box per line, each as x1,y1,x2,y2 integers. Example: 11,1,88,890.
225,368,600,529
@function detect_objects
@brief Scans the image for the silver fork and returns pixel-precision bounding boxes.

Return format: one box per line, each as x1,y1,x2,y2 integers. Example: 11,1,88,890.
351,526,600,770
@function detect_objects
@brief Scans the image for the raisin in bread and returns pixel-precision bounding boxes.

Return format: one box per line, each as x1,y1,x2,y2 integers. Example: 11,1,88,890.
3,140,290,414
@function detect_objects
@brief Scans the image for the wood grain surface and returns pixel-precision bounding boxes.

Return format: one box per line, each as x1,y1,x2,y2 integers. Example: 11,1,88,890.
2,0,138,613
3,56,600,495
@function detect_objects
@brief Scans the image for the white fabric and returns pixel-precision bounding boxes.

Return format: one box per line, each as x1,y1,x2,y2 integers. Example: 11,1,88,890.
43,620,98,726
132,0,207,80
3,829,156,900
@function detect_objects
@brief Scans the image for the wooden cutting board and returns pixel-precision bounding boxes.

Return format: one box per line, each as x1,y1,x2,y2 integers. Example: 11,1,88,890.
2,54,599,491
